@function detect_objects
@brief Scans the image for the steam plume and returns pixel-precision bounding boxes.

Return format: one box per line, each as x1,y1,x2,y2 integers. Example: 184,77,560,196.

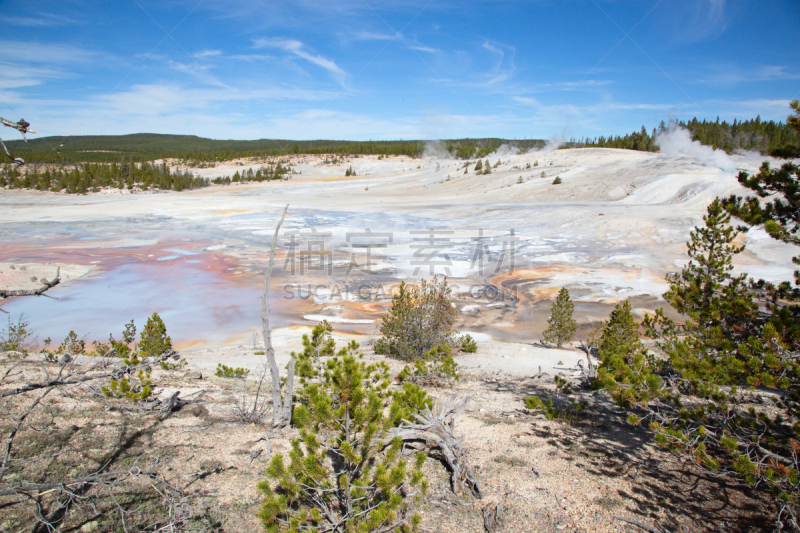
655,123,735,172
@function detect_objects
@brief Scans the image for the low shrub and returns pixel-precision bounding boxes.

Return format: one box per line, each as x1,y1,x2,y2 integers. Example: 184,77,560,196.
215,364,250,378
398,344,459,386
102,352,153,402
460,334,478,353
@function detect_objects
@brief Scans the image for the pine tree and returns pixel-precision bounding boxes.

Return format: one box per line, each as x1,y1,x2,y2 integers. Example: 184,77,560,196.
597,301,644,357
375,277,458,361
661,199,755,348
725,108,800,347
603,197,800,520
595,300,657,408
643,199,761,385
789,99,800,131
58,331,85,355
139,312,172,357
258,340,427,533
107,319,136,357
542,287,576,347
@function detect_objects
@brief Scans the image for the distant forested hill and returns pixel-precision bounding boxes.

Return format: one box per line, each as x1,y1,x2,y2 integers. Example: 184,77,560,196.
3,134,426,164
3,134,546,164
3,112,797,167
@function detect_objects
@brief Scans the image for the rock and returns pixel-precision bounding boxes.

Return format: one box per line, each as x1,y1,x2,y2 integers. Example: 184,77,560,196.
482,502,504,533
178,404,209,419
184,371,203,380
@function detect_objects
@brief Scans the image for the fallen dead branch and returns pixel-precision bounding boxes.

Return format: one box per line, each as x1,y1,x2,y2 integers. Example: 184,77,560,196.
389,394,483,498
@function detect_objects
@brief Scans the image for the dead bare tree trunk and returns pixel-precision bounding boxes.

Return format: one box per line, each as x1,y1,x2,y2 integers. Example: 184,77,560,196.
578,340,597,383
262,204,295,428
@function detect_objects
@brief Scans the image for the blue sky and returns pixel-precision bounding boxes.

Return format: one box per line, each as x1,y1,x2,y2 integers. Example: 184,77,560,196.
1,0,798,141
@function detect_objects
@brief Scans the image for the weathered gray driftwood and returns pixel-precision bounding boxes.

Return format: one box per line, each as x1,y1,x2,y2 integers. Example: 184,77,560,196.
389,394,482,498
262,205,295,428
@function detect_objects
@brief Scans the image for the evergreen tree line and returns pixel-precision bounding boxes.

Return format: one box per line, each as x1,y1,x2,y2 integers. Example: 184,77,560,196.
579,114,800,157
226,162,290,183
6,134,553,165
0,161,211,193
0,160,296,193
575,125,659,152
444,138,546,159
8,139,429,165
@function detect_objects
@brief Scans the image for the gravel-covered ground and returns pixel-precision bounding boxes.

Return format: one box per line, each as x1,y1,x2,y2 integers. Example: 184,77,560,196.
1,344,775,533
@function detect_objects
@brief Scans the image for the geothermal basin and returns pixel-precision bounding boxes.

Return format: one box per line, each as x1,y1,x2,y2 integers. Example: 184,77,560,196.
1,148,795,365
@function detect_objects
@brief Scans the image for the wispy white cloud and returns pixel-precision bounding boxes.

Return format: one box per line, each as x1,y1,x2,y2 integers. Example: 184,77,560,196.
698,64,800,84
2,82,344,138
512,96,541,107
668,0,733,44
228,54,276,62
0,40,100,64
408,43,439,54
430,40,517,91
344,30,440,55
193,49,222,59
703,98,793,120
0,41,100,91
507,79,614,96
252,38,346,84
167,60,218,84
0,62,67,89
0,13,82,27
479,41,515,86
351,31,397,41
522,98,681,113
605,102,680,111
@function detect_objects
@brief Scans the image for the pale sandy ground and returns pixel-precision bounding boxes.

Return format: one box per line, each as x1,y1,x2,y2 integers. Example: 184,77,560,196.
183,330,585,380
22,343,766,533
